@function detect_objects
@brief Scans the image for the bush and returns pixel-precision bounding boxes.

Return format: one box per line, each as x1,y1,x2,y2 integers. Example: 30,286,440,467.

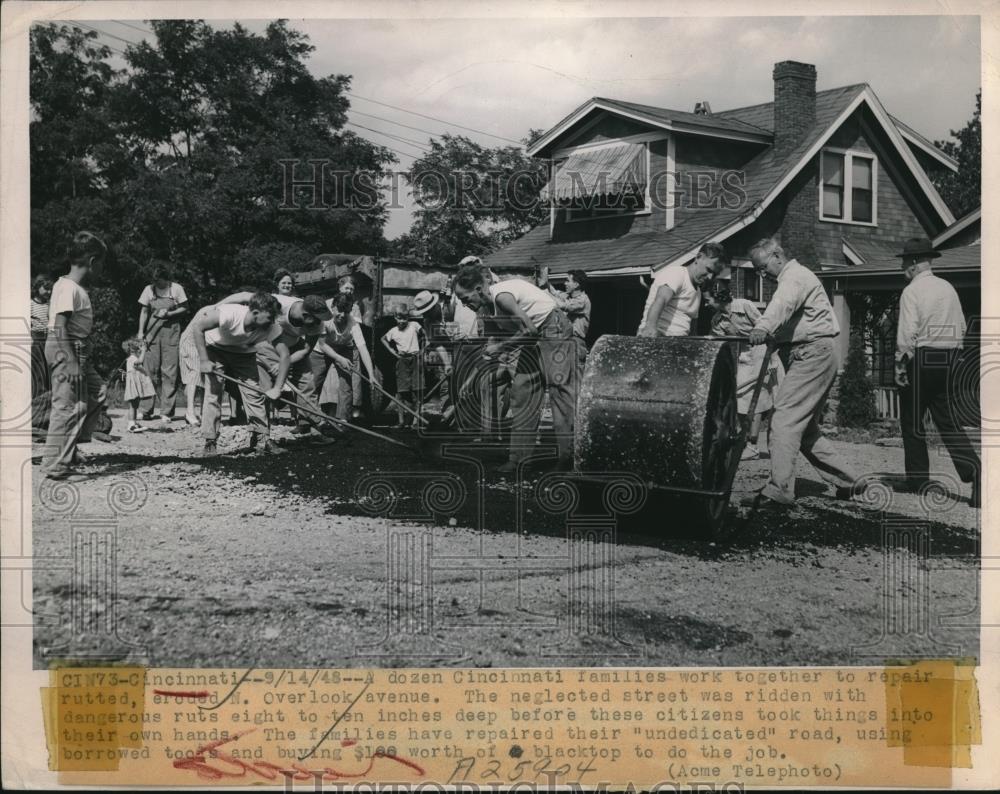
836,332,877,428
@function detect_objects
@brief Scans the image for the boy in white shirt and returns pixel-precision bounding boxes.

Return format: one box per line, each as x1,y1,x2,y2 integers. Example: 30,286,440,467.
381,304,424,429
637,242,728,337
41,231,108,481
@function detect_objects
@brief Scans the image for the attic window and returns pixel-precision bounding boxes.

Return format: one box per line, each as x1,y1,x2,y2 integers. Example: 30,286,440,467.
820,148,877,225
542,140,650,221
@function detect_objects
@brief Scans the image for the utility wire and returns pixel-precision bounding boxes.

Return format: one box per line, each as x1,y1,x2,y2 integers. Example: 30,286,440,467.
346,120,431,151
342,129,423,161
109,20,154,36
349,108,446,140
68,21,140,47
68,27,129,58
348,92,523,146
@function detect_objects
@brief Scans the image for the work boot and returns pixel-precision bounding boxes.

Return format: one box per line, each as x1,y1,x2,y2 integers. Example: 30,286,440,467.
200,441,219,458
496,459,519,475
740,490,788,510
291,424,311,435
250,434,279,456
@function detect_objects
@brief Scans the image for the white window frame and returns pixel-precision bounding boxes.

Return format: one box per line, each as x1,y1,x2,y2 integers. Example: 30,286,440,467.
732,261,766,308
818,146,878,227
551,132,668,224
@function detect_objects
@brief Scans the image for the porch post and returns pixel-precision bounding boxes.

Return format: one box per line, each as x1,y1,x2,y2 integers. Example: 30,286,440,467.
832,291,851,368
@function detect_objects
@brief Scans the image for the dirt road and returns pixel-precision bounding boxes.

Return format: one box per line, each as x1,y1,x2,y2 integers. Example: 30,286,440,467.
32,409,980,668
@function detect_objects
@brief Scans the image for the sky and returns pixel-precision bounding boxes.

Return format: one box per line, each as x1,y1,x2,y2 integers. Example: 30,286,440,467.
88,15,981,239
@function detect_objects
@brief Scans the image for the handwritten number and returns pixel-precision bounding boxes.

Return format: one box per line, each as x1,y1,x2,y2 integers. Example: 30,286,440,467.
480,759,501,780
509,759,530,781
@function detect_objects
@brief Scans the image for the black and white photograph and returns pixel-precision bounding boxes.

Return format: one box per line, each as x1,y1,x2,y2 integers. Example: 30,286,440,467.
17,8,984,674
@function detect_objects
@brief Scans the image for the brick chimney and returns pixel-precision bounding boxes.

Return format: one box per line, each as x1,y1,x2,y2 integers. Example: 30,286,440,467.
772,61,818,266
773,61,816,155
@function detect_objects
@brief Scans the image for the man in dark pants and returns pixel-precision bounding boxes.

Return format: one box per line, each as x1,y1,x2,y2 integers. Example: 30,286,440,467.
894,237,980,507
453,264,576,472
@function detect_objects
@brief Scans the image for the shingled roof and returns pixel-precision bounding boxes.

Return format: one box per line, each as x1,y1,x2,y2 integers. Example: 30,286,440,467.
840,234,979,275
716,87,955,169
487,84,869,274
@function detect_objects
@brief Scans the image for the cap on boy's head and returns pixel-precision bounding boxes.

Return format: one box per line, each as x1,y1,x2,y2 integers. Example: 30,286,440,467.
301,294,333,321
458,255,482,266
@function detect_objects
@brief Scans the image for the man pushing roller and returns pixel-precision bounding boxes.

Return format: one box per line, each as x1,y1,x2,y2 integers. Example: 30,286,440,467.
744,237,870,508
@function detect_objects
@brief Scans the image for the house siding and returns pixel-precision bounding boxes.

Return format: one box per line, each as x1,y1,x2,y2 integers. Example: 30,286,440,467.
550,131,762,244
812,111,929,262
559,115,653,148
673,134,764,225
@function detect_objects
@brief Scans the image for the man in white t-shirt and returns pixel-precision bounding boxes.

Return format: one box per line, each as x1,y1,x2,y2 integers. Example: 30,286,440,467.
453,265,576,472
216,290,334,437
136,264,189,421
41,231,108,481
185,293,284,457
637,243,728,337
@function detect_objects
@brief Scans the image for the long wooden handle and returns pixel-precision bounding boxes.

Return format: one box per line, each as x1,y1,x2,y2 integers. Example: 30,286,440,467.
216,371,413,451
350,363,427,426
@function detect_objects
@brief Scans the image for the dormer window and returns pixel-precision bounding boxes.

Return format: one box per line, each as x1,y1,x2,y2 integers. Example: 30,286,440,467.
542,139,651,223
820,148,877,225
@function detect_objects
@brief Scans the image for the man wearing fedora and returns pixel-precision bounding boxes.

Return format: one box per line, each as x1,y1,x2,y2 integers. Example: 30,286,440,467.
411,289,454,389
895,237,980,507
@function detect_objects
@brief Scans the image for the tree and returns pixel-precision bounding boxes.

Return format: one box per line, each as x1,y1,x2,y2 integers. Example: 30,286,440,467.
932,91,980,218
403,130,548,264
30,20,396,370
837,333,877,428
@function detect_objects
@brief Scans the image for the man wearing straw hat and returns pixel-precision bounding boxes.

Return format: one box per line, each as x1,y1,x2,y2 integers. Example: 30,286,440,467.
894,237,980,508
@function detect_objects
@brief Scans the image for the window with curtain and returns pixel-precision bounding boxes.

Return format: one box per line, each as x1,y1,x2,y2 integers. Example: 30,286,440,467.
820,149,877,224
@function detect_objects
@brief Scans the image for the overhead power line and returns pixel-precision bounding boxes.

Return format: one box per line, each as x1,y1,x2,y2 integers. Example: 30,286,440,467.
349,108,445,140
68,21,139,47
110,20,154,36
348,92,523,146
66,23,129,57
346,120,431,151
342,129,423,161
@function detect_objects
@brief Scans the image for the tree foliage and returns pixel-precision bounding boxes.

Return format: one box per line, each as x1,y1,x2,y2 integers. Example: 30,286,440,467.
30,20,395,369
396,130,548,264
836,332,877,428
932,91,980,218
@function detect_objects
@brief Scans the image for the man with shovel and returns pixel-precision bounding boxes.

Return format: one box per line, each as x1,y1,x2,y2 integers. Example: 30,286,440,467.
184,292,285,457
216,289,337,440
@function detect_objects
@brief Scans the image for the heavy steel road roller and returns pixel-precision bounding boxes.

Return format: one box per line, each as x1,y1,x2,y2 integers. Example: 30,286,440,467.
574,335,774,538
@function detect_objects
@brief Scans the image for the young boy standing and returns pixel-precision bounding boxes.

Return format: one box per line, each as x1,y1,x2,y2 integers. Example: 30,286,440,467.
183,292,285,456
41,231,109,481
381,304,424,429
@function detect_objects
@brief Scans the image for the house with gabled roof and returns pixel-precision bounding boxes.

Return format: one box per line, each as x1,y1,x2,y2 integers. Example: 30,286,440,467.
484,61,976,414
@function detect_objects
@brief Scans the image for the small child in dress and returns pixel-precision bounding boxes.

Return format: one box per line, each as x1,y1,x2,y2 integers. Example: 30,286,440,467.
122,335,156,432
